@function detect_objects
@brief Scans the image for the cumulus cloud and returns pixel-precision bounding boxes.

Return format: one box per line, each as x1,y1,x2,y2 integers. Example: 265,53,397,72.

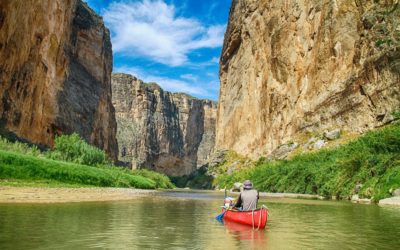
104,0,225,66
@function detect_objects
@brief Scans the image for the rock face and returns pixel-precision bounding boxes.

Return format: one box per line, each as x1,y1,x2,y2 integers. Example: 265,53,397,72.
112,73,217,176
217,0,400,158
0,0,118,160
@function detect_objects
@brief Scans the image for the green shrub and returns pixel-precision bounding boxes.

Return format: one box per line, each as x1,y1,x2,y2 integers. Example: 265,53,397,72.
132,169,175,189
47,133,108,166
0,137,41,156
0,134,175,189
0,150,155,189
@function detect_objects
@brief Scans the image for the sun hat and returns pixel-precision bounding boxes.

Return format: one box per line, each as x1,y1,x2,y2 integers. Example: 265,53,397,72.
243,180,253,190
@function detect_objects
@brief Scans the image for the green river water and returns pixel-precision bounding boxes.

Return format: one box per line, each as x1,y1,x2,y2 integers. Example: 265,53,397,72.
1,190,400,250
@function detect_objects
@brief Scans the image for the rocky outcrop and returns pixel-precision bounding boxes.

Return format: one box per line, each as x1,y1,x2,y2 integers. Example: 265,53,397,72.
112,73,217,176
217,0,400,158
0,0,118,160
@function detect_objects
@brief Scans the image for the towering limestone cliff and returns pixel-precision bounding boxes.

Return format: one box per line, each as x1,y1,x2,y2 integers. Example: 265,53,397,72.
0,0,118,160
112,73,217,176
217,0,400,158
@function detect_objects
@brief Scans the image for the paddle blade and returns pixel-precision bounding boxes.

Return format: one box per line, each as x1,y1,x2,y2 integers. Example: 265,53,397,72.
215,211,226,222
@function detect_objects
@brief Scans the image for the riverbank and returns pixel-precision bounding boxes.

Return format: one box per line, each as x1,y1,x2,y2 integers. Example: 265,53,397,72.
0,134,174,190
212,121,400,203
0,187,158,203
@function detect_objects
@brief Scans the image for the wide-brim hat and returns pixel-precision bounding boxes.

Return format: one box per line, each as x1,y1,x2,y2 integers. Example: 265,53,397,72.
243,180,253,190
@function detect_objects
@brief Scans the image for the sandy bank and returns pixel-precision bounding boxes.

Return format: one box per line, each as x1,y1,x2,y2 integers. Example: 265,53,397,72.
0,187,158,203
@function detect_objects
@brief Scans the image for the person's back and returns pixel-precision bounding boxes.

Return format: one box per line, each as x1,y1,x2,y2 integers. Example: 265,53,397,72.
233,180,259,211
240,189,258,211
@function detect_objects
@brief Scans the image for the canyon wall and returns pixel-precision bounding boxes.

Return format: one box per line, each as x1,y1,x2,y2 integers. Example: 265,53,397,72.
217,0,400,158
0,0,118,160
112,73,217,176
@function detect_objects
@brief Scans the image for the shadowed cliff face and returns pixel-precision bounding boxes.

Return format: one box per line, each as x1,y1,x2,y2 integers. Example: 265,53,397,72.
112,73,217,176
217,0,400,158
0,0,118,160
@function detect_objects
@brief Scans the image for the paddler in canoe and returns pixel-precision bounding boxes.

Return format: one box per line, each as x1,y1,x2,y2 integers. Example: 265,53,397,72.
218,180,267,229
232,180,259,211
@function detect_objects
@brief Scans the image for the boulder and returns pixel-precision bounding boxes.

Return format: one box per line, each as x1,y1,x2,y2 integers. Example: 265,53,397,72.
313,140,326,150
272,143,298,159
351,194,359,202
303,138,317,150
382,113,395,124
324,129,341,140
379,197,400,206
392,189,400,197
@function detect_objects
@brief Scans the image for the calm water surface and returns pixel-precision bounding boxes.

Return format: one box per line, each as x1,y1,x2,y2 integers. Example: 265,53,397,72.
1,190,400,249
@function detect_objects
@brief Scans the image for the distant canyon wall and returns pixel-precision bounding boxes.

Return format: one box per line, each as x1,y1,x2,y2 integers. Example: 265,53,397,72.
112,73,217,176
217,0,400,158
0,0,118,160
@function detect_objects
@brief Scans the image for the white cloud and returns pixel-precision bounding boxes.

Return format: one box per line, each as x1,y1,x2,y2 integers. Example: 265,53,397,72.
103,0,225,66
180,74,198,82
114,66,208,97
210,57,220,64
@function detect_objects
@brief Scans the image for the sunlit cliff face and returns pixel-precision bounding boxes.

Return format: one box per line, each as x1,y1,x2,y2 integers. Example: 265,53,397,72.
216,0,400,158
112,73,217,176
0,0,118,160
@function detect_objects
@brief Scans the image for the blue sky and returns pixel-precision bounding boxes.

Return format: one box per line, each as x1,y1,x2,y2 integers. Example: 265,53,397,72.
84,0,231,100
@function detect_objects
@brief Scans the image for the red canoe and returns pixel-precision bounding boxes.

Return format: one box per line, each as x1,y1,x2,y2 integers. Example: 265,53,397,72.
222,207,268,229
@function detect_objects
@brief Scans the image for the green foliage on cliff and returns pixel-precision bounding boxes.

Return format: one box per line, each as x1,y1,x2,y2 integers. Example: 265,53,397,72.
214,122,400,202
0,135,174,189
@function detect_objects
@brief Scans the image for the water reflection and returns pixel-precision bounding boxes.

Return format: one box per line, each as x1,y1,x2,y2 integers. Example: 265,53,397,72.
224,220,268,248
0,192,400,250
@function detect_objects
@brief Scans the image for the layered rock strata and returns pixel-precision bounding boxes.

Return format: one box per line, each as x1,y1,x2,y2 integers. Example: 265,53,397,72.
0,0,118,160
217,0,400,158
112,73,217,176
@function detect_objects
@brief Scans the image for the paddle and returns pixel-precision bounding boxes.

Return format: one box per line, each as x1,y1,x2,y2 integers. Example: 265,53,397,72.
215,188,227,222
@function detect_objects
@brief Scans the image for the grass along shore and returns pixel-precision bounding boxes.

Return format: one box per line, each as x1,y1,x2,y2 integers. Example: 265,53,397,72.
0,134,174,190
213,121,400,203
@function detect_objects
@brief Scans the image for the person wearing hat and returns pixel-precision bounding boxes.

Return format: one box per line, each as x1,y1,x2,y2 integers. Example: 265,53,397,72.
233,180,259,211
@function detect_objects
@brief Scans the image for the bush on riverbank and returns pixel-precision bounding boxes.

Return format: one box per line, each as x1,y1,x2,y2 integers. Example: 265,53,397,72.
214,122,400,202
47,133,109,166
132,169,175,189
0,135,174,189
0,150,156,188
